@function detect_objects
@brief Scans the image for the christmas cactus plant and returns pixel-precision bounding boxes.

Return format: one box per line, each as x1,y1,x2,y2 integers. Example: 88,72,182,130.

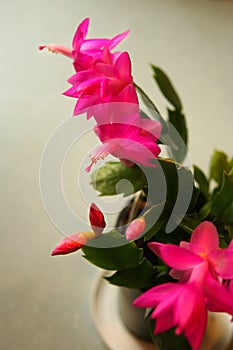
39,18,233,350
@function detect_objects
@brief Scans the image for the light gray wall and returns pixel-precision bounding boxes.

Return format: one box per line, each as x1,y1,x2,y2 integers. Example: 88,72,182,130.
0,1,232,349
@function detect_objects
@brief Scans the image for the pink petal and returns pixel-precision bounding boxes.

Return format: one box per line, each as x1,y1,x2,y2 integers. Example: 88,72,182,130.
95,63,115,77
140,119,162,141
102,47,113,65
148,242,203,270
63,85,80,98
72,18,89,50
82,38,112,51
75,77,106,95
116,84,139,105
209,249,233,279
109,138,158,167
204,273,233,316
154,306,176,334
67,70,99,85
133,283,178,308
108,30,130,49
115,52,132,82
100,79,110,98
228,239,233,250
178,285,207,350
73,95,99,116
190,221,219,255
73,52,92,71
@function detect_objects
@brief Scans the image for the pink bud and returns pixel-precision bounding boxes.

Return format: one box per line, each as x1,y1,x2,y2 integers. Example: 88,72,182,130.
126,217,146,241
51,231,96,256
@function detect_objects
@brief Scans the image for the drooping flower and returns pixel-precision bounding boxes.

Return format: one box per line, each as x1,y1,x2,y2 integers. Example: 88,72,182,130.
39,18,138,116
85,114,161,172
126,217,146,241
133,282,207,350
133,222,233,350
51,203,105,255
148,221,233,284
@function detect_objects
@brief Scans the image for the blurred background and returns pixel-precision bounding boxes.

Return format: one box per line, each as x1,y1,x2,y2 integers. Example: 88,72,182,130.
0,0,233,349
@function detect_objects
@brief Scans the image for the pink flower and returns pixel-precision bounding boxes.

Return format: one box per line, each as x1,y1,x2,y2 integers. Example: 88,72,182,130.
126,217,146,241
133,282,207,350
39,18,129,72
133,222,233,350
85,114,161,172
51,203,105,255
149,221,233,285
65,50,138,116
39,18,137,116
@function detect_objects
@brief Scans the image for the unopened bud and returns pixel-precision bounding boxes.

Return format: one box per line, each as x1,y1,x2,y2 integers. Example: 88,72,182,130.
126,217,146,241
51,231,96,256
89,203,106,235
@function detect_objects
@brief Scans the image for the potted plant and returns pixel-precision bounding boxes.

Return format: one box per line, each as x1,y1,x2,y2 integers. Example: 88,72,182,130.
39,18,233,350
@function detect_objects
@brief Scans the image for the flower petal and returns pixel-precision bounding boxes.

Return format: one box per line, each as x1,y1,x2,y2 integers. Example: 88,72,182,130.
209,249,233,279
148,242,203,270
115,52,132,82
108,30,130,50
72,18,89,50
204,273,233,316
190,221,219,255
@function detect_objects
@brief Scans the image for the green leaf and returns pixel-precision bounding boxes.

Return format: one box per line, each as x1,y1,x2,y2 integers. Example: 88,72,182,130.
199,202,212,220
142,203,166,241
166,108,188,163
193,165,209,197
228,225,233,239
229,157,233,171
167,108,188,146
151,65,183,111
134,83,160,114
222,202,233,225
135,83,169,136
179,215,201,234
91,161,147,196
82,230,143,270
209,150,228,184
157,158,180,205
211,168,233,216
150,321,191,350
105,258,157,289
144,158,194,235
187,186,200,213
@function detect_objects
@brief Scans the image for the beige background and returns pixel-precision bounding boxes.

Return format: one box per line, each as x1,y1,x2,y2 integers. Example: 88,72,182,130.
0,0,233,349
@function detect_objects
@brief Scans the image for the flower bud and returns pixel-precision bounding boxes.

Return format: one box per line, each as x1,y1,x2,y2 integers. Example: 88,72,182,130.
126,217,146,241
89,203,106,235
51,231,96,256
